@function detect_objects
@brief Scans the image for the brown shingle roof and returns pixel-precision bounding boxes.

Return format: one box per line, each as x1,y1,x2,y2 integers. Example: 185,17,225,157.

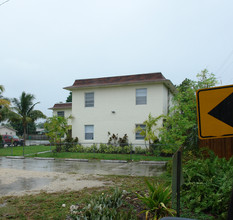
64,72,169,90
49,102,72,110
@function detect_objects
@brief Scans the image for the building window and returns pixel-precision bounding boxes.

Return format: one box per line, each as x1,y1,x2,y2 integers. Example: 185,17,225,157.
57,111,64,117
85,92,94,107
136,88,147,105
85,125,94,140
135,124,146,140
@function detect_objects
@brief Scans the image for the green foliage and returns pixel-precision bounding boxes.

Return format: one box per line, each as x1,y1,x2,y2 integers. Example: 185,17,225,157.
0,135,3,148
62,136,79,152
9,92,45,145
66,91,72,102
69,188,133,220
10,121,36,136
137,179,176,219
181,153,233,218
135,146,146,154
0,85,11,122
107,132,128,147
135,113,161,153
44,115,71,144
70,144,85,153
160,69,218,153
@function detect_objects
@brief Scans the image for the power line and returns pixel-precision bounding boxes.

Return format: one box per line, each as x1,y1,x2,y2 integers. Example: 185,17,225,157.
215,49,233,75
0,0,10,7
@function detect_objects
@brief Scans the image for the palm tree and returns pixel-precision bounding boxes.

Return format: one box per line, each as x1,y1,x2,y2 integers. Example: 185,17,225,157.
0,85,10,121
135,113,162,153
11,92,46,148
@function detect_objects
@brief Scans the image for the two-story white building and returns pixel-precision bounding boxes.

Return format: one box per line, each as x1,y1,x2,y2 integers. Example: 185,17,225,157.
49,72,176,146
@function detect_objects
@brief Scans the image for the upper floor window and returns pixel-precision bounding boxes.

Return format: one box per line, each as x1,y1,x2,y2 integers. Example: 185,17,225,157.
135,124,146,140
57,111,64,117
85,92,94,107
136,88,147,105
85,125,94,140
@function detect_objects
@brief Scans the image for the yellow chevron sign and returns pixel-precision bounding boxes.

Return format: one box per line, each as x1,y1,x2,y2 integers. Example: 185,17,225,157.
196,84,233,139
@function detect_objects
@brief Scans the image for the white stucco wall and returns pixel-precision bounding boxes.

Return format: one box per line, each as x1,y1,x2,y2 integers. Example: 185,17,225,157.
71,83,171,145
0,127,16,136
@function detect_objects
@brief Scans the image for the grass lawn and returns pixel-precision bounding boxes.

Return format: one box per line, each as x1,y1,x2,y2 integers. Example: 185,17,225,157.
0,145,55,156
35,151,171,161
0,145,171,161
0,174,213,220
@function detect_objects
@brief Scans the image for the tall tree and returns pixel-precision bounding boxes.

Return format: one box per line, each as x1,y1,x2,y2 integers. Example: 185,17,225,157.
159,69,218,154
0,85,10,122
11,92,46,146
66,91,72,102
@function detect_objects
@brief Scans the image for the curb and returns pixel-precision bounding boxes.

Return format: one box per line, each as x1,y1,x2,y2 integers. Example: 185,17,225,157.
6,156,25,159
139,161,167,165
34,157,55,160
65,159,89,162
100,160,128,163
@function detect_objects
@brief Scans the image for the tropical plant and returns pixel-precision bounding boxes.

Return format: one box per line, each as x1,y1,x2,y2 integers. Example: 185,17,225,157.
44,115,71,146
137,179,176,219
159,69,218,154
11,91,46,145
181,152,233,219
135,113,161,153
0,85,10,122
69,188,133,220
107,132,129,147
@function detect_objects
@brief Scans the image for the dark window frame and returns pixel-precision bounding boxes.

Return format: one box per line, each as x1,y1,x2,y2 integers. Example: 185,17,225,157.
135,124,146,140
85,125,94,140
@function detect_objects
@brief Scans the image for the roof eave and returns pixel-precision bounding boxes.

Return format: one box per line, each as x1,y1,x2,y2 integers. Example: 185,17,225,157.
63,79,175,91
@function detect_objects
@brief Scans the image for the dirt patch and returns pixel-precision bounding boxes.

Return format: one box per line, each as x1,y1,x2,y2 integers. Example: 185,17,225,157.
0,168,108,197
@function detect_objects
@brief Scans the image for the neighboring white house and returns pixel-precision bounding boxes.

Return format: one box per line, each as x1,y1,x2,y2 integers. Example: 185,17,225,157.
51,72,176,146
49,102,72,125
0,126,17,136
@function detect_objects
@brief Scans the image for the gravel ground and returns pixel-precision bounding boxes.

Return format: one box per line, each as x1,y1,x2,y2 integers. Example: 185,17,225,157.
0,168,108,197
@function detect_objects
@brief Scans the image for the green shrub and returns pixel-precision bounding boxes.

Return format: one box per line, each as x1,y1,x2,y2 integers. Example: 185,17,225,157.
69,144,85,153
89,144,98,153
69,188,133,219
99,143,107,153
135,146,146,154
122,145,133,154
181,153,233,219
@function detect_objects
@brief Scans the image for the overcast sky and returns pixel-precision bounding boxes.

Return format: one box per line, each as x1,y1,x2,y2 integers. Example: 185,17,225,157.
1,0,233,119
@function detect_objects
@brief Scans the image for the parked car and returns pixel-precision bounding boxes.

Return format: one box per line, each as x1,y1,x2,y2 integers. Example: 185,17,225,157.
1,135,23,146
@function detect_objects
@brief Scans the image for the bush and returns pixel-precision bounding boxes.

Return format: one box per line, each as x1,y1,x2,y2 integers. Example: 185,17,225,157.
69,144,85,153
122,145,133,154
135,146,146,154
99,143,108,153
107,132,128,147
89,144,98,153
181,152,233,219
69,188,134,219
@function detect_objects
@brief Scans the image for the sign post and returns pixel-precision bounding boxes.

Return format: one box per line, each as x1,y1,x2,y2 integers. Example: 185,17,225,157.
196,84,233,139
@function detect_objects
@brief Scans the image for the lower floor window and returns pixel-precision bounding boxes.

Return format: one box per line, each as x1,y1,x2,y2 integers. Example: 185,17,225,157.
135,124,146,140
85,125,94,140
